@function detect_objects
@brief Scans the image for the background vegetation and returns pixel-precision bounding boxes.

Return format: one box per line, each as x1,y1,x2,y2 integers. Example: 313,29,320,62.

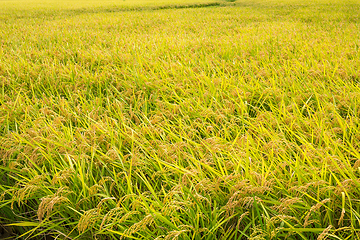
1,0,360,239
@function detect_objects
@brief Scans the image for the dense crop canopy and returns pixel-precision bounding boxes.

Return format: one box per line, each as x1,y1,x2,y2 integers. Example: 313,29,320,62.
1,0,360,239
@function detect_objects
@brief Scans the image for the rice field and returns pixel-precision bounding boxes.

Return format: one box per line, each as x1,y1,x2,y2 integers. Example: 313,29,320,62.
1,0,360,239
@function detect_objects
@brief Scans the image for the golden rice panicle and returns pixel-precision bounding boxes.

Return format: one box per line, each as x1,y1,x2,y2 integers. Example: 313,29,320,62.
37,196,70,221
317,225,333,240
123,214,154,239
271,197,303,214
99,207,124,230
304,199,331,227
77,209,101,233
164,230,190,240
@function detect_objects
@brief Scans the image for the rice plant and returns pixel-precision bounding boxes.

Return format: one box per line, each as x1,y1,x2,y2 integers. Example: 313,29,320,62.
1,0,360,239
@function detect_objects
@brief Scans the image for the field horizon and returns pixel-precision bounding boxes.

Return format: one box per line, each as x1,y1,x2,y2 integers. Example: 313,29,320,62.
1,0,360,239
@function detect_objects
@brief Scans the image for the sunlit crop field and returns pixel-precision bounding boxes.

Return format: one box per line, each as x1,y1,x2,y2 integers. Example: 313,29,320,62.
1,0,360,239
